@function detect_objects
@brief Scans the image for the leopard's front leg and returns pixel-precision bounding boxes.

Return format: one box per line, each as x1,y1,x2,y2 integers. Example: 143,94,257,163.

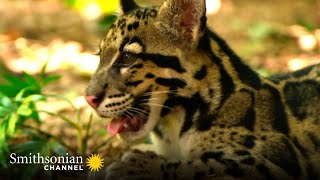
104,149,291,180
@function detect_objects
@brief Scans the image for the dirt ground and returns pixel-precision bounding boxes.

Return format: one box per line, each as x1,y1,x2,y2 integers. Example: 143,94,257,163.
1,0,319,72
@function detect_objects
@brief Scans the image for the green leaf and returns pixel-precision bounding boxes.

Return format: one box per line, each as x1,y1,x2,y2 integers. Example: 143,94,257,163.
64,0,77,7
2,77,29,96
23,72,40,90
297,18,316,31
17,105,32,116
0,106,13,117
0,95,16,118
10,140,47,155
0,125,9,153
14,87,38,101
15,88,26,102
26,102,41,124
12,139,51,179
99,14,117,28
49,141,67,156
43,74,61,85
0,148,7,167
0,95,14,108
248,22,273,40
96,129,108,136
40,62,49,79
7,114,18,136
3,74,27,86
23,72,38,85
0,141,9,154
29,110,41,124
8,140,47,179
0,84,21,97
0,74,30,97
25,94,46,102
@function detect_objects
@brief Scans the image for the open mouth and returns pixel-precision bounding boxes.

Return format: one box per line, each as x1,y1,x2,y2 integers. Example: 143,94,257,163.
107,105,150,136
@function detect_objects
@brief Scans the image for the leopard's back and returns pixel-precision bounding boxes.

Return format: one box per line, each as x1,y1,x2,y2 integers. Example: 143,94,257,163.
274,64,320,179
270,64,320,121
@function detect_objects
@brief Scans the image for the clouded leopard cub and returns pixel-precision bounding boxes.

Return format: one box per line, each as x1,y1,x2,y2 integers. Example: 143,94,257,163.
84,0,320,179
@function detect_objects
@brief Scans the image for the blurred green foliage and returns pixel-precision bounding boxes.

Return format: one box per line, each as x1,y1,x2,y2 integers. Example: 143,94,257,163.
297,18,317,32
64,0,119,31
248,22,274,40
64,0,119,14
0,63,61,177
98,14,118,28
0,63,113,179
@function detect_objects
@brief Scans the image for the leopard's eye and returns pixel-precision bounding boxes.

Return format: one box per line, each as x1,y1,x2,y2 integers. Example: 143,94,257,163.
117,52,137,67
123,52,134,61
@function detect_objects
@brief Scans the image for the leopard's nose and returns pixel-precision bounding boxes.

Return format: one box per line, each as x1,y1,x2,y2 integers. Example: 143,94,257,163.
84,95,101,109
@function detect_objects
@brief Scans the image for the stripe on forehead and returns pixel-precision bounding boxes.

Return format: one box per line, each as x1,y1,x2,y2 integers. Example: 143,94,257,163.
124,42,143,54
106,37,144,71
120,36,145,52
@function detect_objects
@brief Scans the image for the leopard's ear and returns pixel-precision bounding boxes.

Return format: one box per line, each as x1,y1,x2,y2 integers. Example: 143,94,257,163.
156,0,207,48
120,0,139,14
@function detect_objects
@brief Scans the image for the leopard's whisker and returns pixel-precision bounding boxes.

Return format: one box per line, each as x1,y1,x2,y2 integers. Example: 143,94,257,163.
127,107,149,118
141,102,173,110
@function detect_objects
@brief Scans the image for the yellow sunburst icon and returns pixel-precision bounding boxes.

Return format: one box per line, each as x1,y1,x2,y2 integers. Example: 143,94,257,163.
86,154,104,171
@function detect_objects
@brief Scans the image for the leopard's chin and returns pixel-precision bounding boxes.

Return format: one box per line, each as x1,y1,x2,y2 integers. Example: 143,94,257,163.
117,107,162,142
106,105,150,137
94,92,165,142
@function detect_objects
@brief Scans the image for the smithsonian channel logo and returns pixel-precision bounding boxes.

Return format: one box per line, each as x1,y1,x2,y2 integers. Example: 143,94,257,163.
9,153,104,172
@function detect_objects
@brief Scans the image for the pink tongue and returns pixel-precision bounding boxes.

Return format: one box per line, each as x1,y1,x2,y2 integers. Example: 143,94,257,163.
107,117,128,136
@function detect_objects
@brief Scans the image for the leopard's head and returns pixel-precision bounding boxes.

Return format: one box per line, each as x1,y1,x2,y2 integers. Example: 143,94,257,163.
85,0,209,142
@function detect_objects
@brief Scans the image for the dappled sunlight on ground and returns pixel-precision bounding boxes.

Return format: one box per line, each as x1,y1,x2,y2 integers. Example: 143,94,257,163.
0,37,99,75
0,0,319,76
206,0,221,15
208,0,320,73
290,25,320,52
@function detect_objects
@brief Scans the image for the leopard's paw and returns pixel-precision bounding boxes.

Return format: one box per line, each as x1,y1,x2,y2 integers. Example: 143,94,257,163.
105,150,164,180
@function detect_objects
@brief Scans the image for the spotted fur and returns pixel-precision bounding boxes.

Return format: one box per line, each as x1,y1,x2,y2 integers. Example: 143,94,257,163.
85,0,320,179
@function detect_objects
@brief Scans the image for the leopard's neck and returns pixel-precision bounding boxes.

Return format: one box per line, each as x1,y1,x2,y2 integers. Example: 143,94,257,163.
203,28,264,90
150,28,284,155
